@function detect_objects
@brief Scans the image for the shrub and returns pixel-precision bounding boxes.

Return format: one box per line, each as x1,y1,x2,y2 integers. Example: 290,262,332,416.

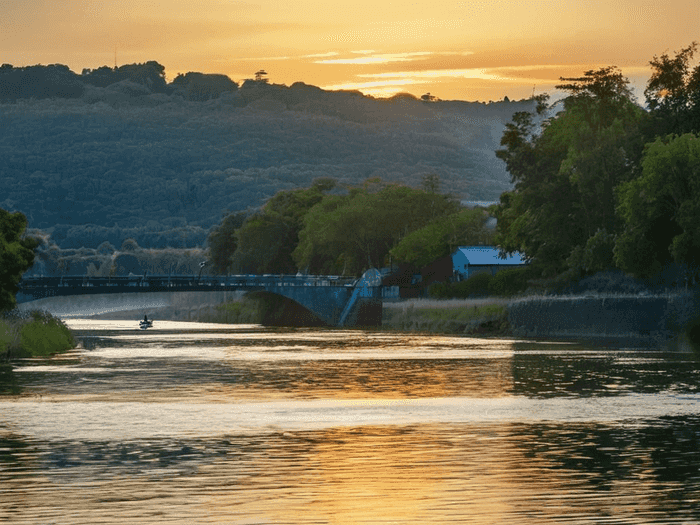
429,272,492,298
1,310,75,359
488,267,530,296
566,270,650,295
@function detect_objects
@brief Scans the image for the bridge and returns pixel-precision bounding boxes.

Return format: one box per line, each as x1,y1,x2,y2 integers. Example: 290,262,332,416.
17,271,385,327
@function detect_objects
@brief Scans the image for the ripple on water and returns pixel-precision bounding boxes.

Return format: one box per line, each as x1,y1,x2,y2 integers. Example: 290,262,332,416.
1,322,699,524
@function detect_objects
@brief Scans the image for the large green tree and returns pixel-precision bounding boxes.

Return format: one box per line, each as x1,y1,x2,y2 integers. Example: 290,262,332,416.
494,67,643,278
644,42,700,137
206,211,247,274
294,180,460,275
0,209,37,311
389,208,492,268
615,133,700,282
230,178,337,274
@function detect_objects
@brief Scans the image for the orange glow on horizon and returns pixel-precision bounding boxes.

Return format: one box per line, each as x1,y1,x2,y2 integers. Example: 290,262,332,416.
1,0,697,101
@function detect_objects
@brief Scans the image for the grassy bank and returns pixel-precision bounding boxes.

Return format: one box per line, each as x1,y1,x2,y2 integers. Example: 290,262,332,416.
1,310,76,360
382,298,510,335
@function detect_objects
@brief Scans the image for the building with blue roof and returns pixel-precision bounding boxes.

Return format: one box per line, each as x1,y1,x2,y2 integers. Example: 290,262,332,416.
451,246,528,281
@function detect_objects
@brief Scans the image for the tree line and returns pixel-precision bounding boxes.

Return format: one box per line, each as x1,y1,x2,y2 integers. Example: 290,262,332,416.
207,176,493,278
0,61,237,102
1,61,530,252
494,42,700,290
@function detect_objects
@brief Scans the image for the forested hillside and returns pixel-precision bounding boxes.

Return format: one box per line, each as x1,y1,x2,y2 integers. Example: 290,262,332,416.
1,62,533,256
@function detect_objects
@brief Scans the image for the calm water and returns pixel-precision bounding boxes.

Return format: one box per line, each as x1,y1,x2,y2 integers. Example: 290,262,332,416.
1,320,700,524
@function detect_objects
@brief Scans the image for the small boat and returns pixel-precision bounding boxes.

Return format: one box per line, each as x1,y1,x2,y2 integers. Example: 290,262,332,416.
139,318,153,330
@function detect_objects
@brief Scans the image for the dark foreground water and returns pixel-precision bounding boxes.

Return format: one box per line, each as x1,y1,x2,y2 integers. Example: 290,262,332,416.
1,320,699,524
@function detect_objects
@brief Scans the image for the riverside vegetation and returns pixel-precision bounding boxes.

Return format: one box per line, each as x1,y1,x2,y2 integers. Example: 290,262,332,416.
1,208,76,361
1,310,75,360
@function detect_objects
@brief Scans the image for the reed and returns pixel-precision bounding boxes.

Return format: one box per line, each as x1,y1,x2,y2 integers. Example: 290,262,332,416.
1,310,75,360
382,298,509,334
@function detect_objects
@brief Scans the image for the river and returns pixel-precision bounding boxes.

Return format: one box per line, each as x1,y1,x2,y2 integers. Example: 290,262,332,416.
1,319,699,524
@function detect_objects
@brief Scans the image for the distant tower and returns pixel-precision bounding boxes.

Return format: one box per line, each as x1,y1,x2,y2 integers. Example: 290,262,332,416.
254,70,268,83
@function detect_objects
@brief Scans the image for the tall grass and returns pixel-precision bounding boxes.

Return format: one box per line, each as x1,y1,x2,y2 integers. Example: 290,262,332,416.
382,298,509,334
1,310,75,360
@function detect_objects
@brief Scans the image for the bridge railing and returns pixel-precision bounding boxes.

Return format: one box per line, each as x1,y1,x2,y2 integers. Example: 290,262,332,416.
19,274,359,292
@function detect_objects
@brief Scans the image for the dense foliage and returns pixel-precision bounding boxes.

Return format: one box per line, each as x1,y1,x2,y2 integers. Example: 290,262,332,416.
1,61,531,260
1,310,75,359
293,180,461,275
0,209,37,310
615,133,700,280
207,177,487,277
390,208,492,268
494,42,700,288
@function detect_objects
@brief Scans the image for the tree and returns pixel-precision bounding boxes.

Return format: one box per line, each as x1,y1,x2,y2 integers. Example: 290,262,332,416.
0,209,37,311
644,42,700,136
493,68,643,278
294,181,460,275
230,179,337,274
171,72,238,101
254,70,269,83
389,208,491,269
207,211,247,274
615,133,700,282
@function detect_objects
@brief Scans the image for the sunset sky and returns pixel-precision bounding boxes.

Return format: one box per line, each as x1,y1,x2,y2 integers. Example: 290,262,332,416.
1,0,698,101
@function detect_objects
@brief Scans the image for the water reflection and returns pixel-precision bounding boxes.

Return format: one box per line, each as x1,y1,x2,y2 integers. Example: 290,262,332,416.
1,321,699,523
510,344,700,398
1,419,699,524
0,364,20,395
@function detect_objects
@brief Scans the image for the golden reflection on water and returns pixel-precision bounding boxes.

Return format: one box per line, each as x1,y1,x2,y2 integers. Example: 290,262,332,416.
1,422,671,524
2,321,698,523
0,424,553,524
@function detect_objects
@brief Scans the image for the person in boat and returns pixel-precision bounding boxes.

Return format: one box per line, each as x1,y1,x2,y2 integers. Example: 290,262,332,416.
143,314,149,323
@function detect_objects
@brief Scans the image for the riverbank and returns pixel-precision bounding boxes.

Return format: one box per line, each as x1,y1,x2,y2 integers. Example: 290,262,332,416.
82,290,700,350
1,310,76,360
382,298,511,335
383,293,700,349
508,292,700,349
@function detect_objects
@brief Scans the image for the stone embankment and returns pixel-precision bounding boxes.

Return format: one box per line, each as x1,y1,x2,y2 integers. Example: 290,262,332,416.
508,293,698,347
381,293,699,349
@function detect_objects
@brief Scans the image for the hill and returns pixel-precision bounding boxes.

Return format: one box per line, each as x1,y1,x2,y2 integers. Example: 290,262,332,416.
0,62,533,251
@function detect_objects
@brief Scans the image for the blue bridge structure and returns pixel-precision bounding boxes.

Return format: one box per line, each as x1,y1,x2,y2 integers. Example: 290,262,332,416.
17,270,385,327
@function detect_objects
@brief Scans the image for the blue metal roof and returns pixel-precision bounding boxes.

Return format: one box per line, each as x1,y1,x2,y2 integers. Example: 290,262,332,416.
453,246,526,266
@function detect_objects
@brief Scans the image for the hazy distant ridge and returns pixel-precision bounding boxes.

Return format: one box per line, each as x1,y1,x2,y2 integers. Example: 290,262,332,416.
0,63,534,249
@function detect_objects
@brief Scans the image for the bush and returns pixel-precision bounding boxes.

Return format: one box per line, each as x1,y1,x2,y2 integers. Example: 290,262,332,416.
429,272,492,298
488,267,530,296
1,310,75,359
565,270,650,295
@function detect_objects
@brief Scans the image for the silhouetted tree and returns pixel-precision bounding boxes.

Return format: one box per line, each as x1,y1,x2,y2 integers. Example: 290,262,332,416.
171,72,238,101
644,42,700,136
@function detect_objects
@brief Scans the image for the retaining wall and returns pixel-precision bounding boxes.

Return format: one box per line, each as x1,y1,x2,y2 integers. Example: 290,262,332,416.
508,293,698,346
